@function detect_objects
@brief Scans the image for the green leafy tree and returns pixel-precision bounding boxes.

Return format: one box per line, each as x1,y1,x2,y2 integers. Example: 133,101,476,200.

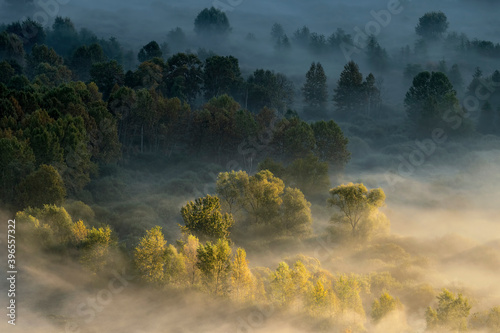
47,17,80,57
17,205,73,246
180,194,235,241
203,55,242,100
138,41,162,63
164,53,203,102
328,183,386,238
280,187,313,236
311,120,350,170
272,117,316,160
90,60,124,99
302,62,328,115
197,238,232,295
404,71,460,134
257,158,287,180
0,60,15,84
246,170,285,225
134,226,167,285
246,69,294,112
0,31,25,66
334,274,365,318
416,11,449,41
166,27,187,52
17,165,66,209
426,289,471,332
0,137,35,205
5,19,46,51
286,153,330,196
191,94,242,157
70,44,107,81
194,7,231,37
80,225,115,273
26,44,64,78
216,170,250,214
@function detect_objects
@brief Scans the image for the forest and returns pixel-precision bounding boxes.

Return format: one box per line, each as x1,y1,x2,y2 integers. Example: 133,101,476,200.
1,0,500,332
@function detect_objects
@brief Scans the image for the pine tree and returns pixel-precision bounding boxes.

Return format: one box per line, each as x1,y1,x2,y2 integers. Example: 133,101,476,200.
333,61,365,118
302,62,328,115
363,73,381,116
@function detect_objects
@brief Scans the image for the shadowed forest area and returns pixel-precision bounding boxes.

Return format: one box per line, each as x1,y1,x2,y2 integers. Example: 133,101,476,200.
1,0,500,332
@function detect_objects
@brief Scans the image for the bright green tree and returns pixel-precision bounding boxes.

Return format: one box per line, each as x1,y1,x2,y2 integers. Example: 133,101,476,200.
134,226,167,284
197,238,232,295
180,194,235,241
80,225,114,273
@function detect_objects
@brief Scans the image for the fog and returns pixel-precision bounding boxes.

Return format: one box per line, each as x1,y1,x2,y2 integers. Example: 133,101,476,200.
1,0,500,332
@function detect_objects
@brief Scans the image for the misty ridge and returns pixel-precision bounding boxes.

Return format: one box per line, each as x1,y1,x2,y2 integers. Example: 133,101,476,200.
0,0,500,332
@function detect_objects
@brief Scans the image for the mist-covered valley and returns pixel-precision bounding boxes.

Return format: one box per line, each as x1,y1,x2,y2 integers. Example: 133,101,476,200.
1,0,500,332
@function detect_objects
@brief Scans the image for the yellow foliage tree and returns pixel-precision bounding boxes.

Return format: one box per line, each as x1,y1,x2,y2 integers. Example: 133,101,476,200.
231,248,254,302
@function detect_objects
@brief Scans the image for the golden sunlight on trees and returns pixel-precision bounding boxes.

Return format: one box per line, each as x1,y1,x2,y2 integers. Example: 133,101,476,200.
180,194,234,241
371,292,402,323
182,235,201,286
308,278,337,318
334,274,366,320
196,238,232,296
230,248,254,302
134,226,186,285
426,289,471,332
79,226,114,273
216,170,312,237
328,183,388,239
270,262,294,308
